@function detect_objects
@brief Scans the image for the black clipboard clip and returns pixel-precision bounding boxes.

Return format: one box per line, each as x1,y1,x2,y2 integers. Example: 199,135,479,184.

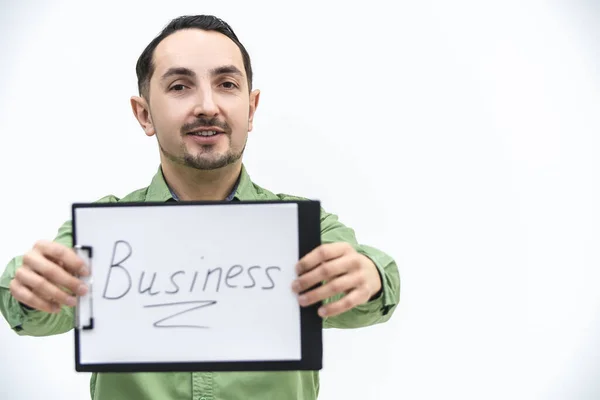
74,245,94,330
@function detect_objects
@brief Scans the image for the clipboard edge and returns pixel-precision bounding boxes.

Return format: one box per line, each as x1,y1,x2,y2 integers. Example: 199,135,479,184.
72,199,323,372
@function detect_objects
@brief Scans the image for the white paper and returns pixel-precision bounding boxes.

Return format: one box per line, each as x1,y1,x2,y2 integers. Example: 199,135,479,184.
74,203,301,364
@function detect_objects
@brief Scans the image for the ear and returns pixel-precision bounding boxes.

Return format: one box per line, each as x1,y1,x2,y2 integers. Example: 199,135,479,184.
130,96,155,137
248,89,260,132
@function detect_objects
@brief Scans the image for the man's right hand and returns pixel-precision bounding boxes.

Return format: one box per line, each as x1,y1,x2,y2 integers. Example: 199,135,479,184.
9,240,90,313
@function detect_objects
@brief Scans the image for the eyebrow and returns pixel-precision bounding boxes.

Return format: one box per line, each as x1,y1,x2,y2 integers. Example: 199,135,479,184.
160,65,243,82
160,67,196,82
210,65,244,77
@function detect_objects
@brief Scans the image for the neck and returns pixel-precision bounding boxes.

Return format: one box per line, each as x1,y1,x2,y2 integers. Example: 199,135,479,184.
161,160,242,201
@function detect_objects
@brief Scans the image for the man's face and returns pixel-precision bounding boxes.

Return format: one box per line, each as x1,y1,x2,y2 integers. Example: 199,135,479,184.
139,29,259,170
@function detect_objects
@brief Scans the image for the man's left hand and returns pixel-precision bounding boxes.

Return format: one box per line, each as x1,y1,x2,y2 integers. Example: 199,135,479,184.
291,242,382,318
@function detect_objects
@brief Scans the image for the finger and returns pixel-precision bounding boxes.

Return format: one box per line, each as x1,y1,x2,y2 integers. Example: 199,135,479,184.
298,272,362,307
23,251,88,297
318,287,371,318
292,256,349,294
15,266,77,308
296,242,352,275
33,240,89,276
10,275,61,313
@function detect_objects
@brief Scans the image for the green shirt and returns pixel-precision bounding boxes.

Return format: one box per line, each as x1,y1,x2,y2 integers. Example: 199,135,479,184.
0,165,400,400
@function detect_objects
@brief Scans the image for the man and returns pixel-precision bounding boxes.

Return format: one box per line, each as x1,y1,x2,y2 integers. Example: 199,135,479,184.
0,15,400,400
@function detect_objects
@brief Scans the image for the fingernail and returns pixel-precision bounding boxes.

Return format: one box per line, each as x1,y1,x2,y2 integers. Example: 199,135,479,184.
66,296,77,307
79,267,90,277
318,307,327,317
298,295,307,305
291,282,300,293
77,284,88,296
51,304,61,313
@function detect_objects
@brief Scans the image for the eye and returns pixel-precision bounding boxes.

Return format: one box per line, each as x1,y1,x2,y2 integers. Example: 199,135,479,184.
170,84,187,91
220,81,238,90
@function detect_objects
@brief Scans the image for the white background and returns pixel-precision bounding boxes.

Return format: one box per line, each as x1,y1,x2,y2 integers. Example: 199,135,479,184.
0,0,599,399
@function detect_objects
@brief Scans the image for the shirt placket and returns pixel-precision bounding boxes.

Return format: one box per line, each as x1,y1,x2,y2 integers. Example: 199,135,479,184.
193,372,214,400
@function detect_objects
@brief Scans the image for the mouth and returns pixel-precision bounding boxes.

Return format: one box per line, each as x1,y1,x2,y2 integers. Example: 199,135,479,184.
188,130,220,137
185,127,226,145
186,127,226,137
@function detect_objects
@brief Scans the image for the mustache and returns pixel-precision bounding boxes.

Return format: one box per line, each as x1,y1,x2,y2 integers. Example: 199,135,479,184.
181,117,230,135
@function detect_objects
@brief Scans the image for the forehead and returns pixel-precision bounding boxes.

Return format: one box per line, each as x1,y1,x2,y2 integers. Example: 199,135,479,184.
152,29,245,78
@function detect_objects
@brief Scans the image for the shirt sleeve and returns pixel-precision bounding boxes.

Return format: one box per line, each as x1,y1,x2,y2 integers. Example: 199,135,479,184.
318,208,401,329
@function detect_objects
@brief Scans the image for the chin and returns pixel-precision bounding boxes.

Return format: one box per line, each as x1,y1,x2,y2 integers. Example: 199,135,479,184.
183,154,234,170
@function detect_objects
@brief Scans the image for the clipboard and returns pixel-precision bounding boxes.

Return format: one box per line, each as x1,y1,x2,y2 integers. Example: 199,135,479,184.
71,200,322,373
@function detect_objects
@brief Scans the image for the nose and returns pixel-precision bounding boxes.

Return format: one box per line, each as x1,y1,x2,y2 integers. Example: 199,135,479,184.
192,83,219,118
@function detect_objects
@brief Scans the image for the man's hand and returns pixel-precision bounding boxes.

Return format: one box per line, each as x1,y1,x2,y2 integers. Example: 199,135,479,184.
9,240,90,313
292,242,382,318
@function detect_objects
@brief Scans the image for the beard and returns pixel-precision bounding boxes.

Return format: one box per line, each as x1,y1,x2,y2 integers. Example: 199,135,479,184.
183,145,244,170
158,135,246,170
156,117,247,170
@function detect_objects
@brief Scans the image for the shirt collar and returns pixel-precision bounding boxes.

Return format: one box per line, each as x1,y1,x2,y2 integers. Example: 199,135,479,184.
145,164,258,202
168,175,239,202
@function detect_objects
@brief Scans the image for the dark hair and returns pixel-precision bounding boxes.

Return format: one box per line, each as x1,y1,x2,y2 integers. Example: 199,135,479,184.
135,15,253,98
